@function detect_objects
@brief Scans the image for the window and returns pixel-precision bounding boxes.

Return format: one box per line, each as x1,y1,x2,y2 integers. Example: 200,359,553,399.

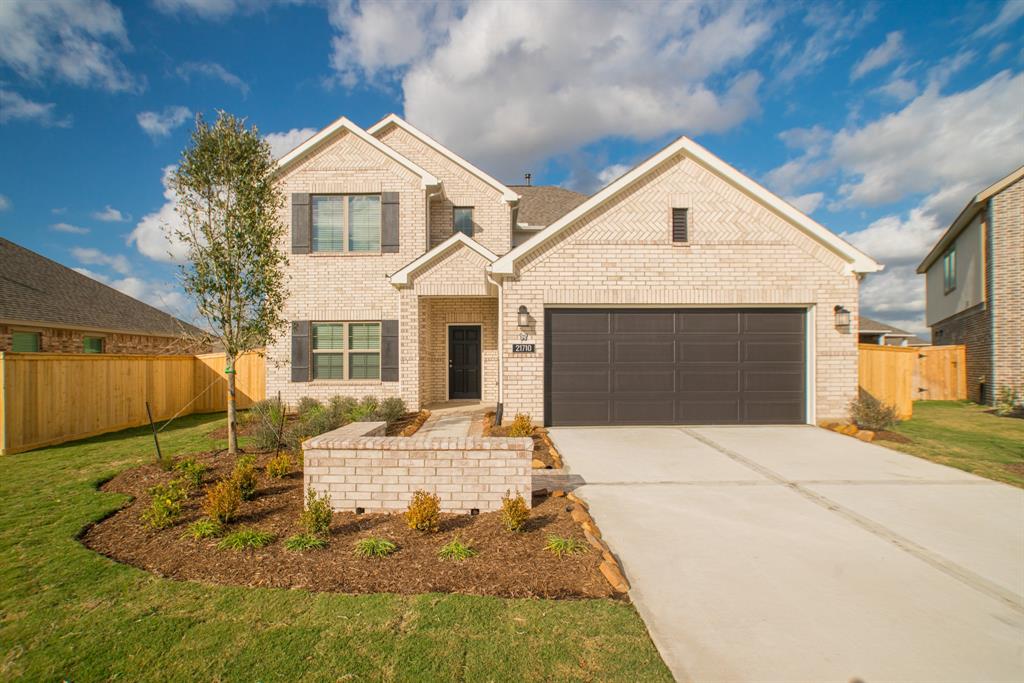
11,331,40,352
312,322,380,380
311,194,381,253
453,207,474,236
943,247,956,293
672,208,689,243
83,337,104,353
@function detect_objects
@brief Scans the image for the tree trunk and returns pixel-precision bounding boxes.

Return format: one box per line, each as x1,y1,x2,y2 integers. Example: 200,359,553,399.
227,354,238,455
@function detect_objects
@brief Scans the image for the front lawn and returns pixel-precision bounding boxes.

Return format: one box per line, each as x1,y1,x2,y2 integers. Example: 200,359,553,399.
0,413,671,682
887,401,1024,487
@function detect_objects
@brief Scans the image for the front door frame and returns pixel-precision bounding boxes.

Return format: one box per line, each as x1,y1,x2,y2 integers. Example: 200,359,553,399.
447,323,482,400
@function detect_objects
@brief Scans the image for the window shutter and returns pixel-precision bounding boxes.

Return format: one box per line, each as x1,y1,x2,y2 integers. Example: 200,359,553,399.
381,192,400,253
291,321,310,382
672,208,688,243
380,319,399,381
291,193,310,254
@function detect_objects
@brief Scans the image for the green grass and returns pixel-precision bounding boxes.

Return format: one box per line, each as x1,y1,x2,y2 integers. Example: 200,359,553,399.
0,413,671,681
888,401,1024,487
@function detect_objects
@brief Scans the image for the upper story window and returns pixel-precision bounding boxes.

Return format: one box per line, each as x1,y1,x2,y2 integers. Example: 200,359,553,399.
453,207,474,236
943,246,956,293
312,195,381,253
672,207,689,243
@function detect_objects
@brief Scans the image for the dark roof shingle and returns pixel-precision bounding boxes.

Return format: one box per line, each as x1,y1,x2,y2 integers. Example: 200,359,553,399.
0,237,204,337
510,185,588,227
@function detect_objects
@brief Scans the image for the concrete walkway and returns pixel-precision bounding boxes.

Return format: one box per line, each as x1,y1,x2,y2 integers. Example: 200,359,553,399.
549,425,1024,683
418,401,487,438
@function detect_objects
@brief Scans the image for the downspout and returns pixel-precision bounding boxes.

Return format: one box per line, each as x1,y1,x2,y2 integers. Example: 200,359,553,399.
486,268,505,424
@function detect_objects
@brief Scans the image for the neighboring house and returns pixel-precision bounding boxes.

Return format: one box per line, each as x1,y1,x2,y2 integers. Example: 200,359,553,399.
858,316,929,347
0,237,209,355
268,113,881,426
917,166,1023,404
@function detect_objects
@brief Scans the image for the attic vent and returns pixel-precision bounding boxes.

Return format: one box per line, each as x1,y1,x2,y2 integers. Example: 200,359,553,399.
672,208,689,243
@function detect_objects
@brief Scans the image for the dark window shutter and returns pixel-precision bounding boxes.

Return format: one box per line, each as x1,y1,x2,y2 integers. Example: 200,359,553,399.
672,208,688,243
381,192,400,253
381,319,399,381
291,193,310,254
291,321,310,382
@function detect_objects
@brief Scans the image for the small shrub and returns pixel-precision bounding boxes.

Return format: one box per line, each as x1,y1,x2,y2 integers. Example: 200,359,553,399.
376,397,407,425
182,518,222,540
348,396,380,422
264,452,293,478
141,480,188,529
284,404,333,452
174,457,209,490
995,387,1021,417
249,398,286,450
202,478,242,523
438,536,477,562
545,536,589,557
327,395,357,429
300,487,333,536
284,533,328,551
405,489,440,532
507,413,533,437
500,490,529,532
218,527,274,550
296,396,322,419
354,537,397,558
848,392,899,431
231,456,258,501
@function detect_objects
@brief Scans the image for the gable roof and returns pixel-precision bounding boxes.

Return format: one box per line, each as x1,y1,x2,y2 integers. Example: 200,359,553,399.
510,185,588,228
368,114,520,202
0,237,205,338
917,165,1024,274
388,232,499,287
858,315,929,345
491,136,882,276
275,115,439,188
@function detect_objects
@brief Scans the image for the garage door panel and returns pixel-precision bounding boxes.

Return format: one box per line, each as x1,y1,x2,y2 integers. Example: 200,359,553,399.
546,308,805,426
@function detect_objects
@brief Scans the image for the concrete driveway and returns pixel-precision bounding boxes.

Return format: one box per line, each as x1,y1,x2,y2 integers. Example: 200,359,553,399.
548,425,1024,683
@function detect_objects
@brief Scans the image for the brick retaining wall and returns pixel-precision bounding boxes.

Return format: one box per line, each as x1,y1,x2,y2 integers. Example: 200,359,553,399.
303,422,532,513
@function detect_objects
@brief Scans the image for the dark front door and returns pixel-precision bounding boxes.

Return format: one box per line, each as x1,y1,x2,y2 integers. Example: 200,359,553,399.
448,325,482,399
545,308,806,426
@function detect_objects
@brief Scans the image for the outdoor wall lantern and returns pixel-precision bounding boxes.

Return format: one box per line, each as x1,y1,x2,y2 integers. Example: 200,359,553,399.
517,305,530,328
834,305,851,329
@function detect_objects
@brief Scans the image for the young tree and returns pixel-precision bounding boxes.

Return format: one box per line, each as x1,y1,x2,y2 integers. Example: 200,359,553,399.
170,112,288,454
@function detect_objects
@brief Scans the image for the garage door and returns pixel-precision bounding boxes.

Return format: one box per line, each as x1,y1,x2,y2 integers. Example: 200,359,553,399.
545,308,806,426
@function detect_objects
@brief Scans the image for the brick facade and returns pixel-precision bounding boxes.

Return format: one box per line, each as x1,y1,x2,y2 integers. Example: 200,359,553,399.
931,303,992,402
989,178,1023,402
418,297,499,406
0,323,205,355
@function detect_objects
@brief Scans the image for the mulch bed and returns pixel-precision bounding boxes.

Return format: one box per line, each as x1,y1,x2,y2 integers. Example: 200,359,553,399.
81,450,612,599
483,413,562,468
207,410,429,440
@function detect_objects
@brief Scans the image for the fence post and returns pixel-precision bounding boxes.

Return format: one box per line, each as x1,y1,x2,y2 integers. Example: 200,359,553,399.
0,352,6,456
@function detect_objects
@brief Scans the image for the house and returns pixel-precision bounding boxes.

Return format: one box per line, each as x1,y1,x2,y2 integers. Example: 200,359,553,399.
916,166,1023,404
0,237,208,355
858,316,929,347
267,114,882,426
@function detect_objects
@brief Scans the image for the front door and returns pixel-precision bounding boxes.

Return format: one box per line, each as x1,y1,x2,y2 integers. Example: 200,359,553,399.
448,325,481,400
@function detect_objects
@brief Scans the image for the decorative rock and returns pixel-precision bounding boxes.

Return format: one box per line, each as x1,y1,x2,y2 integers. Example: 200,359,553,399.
602,550,616,564
599,560,630,593
582,521,601,539
551,489,566,497
531,458,547,469
818,421,839,430
584,529,608,552
570,507,592,525
855,430,876,442
566,493,588,509
839,424,859,436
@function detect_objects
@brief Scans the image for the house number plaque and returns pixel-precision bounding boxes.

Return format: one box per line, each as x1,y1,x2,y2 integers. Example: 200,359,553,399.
511,343,535,353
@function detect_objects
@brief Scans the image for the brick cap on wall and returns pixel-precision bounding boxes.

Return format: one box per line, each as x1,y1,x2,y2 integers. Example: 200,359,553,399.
304,425,533,452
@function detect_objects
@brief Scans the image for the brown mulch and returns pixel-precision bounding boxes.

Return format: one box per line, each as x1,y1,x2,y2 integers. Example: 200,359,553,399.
81,450,612,599
206,420,260,440
874,430,913,444
482,413,562,468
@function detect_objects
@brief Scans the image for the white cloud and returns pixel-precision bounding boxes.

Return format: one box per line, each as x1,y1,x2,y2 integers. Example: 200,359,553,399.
137,106,192,139
176,61,250,95
51,207,66,214
0,0,138,92
974,0,1024,37
851,31,903,80
153,0,303,20
0,194,9,211
785,191,824,214
597,164,631,188
264,127,317,159
91,205,129,222
329,0,772,178
73,267,191,318
0,89,71,127
71,246,132,275
128,165,190,263
771,3,877,83
52,222,90,234
874,77,918,102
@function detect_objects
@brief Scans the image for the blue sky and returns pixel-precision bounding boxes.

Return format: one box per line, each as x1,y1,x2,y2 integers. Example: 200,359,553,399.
1,0,1022,335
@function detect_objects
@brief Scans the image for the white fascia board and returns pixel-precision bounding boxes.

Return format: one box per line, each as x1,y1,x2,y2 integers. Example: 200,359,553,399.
491,136,883,276
275,115,439,189
368,114,520,202
388,232,499,286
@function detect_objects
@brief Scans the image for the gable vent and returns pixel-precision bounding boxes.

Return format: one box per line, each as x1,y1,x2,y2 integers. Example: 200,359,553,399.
672,208,689,243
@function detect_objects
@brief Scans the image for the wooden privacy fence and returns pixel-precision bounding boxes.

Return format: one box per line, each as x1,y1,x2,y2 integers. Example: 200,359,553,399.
858,344,966,419
0,351,265,455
